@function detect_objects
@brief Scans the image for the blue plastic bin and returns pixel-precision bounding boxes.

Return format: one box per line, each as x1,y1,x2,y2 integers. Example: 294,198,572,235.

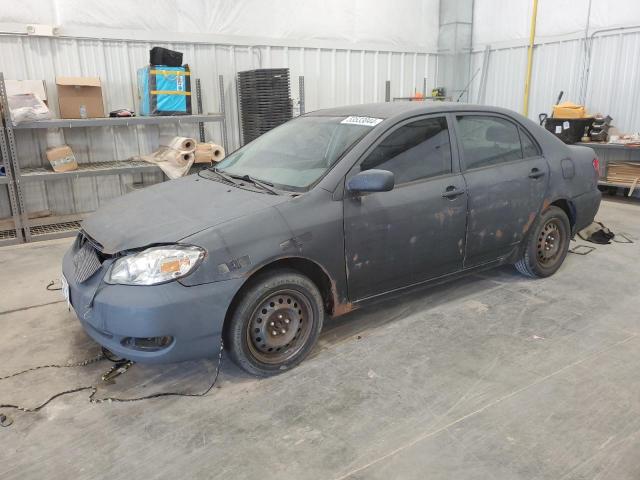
137,65,192,116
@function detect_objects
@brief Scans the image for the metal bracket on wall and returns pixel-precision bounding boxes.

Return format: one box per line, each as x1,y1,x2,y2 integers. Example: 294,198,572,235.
195,78,205,143
0,72,26,244
385,80,391,102
298,76,305,115
218,74,229,151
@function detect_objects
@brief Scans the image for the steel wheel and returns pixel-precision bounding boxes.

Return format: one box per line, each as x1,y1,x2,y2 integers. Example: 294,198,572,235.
514,206,571,278
246,289,314,365
536,218,564,266
227,269,324,376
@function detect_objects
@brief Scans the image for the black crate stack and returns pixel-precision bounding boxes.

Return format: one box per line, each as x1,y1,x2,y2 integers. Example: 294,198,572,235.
238,68,293,143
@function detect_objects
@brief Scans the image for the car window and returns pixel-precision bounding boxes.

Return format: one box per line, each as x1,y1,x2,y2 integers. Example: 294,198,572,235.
360,117,452,184
520,128,540,158
456,115,523,169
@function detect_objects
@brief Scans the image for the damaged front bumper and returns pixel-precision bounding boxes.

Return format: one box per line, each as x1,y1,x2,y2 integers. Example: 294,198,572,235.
62,247,244,363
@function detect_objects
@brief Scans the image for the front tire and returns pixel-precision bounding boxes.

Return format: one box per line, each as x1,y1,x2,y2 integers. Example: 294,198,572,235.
514,206,571,278
226,269,324,376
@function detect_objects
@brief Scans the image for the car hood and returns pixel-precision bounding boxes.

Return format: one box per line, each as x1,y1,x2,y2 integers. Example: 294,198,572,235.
81,175,289,254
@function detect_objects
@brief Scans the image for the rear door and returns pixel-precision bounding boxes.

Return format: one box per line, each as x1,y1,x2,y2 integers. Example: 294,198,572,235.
455,114,548,267
344,115,467,300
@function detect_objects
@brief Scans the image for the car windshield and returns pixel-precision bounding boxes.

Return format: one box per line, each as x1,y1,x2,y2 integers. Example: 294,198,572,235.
212,116,375,191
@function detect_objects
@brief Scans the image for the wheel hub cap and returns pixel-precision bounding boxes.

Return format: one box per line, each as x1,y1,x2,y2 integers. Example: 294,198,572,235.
537,220,562,263
250,293,305,354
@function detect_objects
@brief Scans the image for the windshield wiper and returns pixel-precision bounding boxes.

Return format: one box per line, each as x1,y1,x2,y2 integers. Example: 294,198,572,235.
198,167,248,186
210,167,238,185
207,167,280,195
229,174,280,195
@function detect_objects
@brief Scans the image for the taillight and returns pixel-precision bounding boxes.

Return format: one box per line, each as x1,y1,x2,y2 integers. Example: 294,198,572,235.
592,157,600,175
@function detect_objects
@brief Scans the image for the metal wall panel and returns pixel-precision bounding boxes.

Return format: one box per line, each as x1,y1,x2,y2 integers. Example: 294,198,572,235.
585,31,640,133
470,31,640,133
0,35,437,219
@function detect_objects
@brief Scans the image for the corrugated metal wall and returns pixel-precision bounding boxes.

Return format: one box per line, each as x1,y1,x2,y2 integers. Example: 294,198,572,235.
470,30,640,132
0,35,437,219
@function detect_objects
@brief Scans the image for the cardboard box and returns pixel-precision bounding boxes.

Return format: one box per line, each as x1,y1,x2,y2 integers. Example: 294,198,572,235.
56,77,105,119
552,102,588,119
46,145,78,172
6,79,48,104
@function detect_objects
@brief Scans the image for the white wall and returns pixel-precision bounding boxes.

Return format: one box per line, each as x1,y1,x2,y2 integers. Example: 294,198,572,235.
0,0,440,51
473,0,640,47
471,0,640,134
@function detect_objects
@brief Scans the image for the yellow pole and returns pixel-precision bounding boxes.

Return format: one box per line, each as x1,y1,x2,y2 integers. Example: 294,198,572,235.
522,0,539,116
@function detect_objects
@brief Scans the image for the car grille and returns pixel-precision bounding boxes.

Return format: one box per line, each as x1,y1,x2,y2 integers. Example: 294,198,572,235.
73,232,104,283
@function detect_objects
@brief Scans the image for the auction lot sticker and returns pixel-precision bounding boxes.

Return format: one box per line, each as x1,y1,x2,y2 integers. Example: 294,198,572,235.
341,116,383,127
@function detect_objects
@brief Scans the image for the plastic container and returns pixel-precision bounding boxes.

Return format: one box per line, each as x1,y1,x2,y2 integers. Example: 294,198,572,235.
543,117,594,144
137,65,192,116
149,47,183,67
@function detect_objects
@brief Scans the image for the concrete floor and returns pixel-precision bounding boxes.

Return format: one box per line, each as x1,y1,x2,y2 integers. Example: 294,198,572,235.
1,197,639,479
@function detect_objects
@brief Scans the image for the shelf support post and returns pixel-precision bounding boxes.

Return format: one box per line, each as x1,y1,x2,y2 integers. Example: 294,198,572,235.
218,74,229,151
0,72,27,243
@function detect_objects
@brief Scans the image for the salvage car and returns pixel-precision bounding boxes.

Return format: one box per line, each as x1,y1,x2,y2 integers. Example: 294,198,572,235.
62,102,601,376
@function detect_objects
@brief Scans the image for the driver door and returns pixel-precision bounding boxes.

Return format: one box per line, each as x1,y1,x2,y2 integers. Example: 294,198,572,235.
343,115,467,301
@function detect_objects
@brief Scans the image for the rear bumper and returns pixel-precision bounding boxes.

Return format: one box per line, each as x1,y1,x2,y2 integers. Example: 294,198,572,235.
62,248,244,363
572,189,602,233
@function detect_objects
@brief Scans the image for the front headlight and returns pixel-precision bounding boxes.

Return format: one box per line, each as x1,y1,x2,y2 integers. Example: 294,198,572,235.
106,245,205,286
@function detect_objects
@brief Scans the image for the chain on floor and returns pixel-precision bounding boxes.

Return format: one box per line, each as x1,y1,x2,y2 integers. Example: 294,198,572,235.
0,353,105,382
0,341,224,421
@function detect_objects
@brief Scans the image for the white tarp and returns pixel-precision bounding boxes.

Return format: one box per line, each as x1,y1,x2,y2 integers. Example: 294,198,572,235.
0,0,440,50
473,0,640,47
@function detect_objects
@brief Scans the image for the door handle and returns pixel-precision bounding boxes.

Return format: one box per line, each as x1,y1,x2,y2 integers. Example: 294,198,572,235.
528,168,545,179
441,185,465,199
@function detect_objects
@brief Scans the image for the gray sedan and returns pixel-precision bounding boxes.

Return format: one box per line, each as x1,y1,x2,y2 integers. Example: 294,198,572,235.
63,102,601,376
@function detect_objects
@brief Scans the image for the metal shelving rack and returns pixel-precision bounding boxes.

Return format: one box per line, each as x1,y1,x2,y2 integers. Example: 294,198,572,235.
589,143,640,190
0,73,25,246
12,115,223,129
0,73,229,243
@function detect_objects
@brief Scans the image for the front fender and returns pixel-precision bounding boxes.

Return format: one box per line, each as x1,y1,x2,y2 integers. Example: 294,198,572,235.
179,206,294,286
179,189,349,315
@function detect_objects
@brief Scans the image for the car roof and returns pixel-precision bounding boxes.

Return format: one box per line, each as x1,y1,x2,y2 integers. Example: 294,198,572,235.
306,101,517,119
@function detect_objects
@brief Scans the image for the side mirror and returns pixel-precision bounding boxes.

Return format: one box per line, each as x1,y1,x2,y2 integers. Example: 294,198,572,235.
347,169,395,194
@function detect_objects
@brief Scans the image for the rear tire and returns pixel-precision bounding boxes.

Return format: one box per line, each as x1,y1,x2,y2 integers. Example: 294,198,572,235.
514,206,571,278
226,269,324,377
